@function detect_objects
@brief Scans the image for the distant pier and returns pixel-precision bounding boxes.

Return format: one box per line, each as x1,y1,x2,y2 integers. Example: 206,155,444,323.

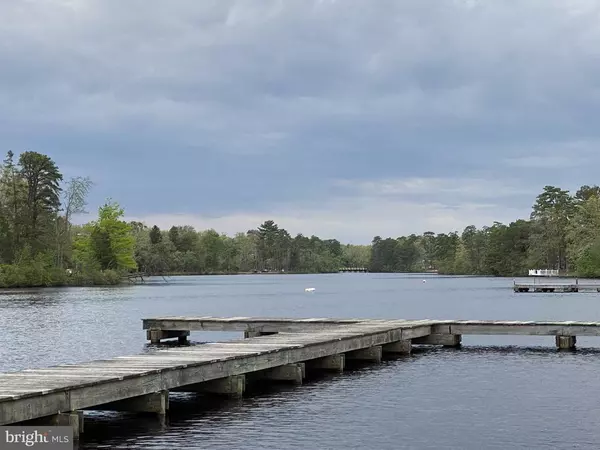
339,267,369,273
2,316,600,439
514,280,600,293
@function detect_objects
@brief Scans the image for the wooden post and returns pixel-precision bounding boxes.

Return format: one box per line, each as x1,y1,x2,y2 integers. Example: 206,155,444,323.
345,346,382,363
306,354,345,373
24,411,84,440
263,364,304,384
413,334,461,347
173,375,245,398
555,335,576,350
92,390,169,415
52,411,84,438
382,340,412,355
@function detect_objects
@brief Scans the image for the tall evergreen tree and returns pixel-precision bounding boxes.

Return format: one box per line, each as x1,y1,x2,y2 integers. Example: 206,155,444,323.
18,151,63,252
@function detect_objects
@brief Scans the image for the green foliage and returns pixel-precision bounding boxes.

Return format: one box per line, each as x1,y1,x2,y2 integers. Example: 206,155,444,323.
149,225,162,244
0,248,118,288
18,151,63,252
575,185,600,204
566,195,600,276
527,185,574,272
67,268,122,286
74,200,137,272
128,221,365,275
573,239,600,278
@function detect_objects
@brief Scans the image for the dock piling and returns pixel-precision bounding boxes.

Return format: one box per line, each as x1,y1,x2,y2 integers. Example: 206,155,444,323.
94,390,169,415
306,354,345,373
382,339,412,355
346,346,383,363
556,335,576,350
263,364,304,384
413,334,462,347
175,375,246,398
25,411,84,440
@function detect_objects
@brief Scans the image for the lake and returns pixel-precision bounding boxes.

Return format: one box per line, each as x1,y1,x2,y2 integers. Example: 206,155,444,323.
2,273,600,449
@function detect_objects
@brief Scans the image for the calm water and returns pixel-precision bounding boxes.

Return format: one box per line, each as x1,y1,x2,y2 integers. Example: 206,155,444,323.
2,273,600,449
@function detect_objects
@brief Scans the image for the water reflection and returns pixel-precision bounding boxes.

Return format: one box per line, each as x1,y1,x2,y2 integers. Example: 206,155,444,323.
79,363,386,449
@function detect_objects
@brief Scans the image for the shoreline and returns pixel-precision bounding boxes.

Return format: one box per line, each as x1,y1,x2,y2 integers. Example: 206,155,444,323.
1,271,589,292
0,270,345,291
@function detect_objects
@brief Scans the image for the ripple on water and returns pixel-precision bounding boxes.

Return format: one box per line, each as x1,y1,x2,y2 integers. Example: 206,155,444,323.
2,275,600,449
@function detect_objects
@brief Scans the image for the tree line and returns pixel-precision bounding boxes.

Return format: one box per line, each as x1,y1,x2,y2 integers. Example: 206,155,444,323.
0,150,135,286
0,151,370,287
371,185,600,277
1,151,599,287
131,219,370,276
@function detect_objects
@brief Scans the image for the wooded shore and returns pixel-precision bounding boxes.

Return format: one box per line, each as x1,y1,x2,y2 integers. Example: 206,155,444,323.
1,151,599,287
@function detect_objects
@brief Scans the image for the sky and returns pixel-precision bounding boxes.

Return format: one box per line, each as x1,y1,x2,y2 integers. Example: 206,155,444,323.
1,0,600,244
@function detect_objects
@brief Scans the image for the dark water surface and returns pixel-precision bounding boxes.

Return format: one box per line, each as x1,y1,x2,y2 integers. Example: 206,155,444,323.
2,273,600,449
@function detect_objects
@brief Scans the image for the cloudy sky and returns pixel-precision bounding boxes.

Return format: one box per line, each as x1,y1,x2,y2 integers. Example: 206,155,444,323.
1,0,599,243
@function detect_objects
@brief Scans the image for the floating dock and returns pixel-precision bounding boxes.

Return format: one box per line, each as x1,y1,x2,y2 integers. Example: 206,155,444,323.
2,316,600,439
514,281,600,293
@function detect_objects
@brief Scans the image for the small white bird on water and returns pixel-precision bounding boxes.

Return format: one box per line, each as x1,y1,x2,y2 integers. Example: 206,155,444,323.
305,287,316,292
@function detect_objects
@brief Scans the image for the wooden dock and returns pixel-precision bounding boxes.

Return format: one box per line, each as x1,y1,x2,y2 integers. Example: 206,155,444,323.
142,316,600,339
339,267,369,273
514,281,600,293
3,317,600,439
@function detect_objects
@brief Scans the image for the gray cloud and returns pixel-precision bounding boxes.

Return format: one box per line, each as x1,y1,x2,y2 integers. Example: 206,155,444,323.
1,0,600,240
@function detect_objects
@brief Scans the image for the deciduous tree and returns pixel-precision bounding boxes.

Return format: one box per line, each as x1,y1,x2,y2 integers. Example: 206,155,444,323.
74,200,137,272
